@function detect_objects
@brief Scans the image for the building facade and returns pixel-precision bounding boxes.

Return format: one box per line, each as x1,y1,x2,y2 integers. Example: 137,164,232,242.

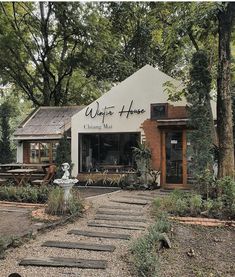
15,65,216,189
71,65,216,188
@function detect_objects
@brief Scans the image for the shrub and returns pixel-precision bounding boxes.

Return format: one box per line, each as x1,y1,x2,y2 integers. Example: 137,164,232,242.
195,169,216,198
189,194,203,215
0,185,51,203
130,212,171,277
203,198,214,212
68,189,84,215
174,198,189,216
46,187,84,216
46,187,64,215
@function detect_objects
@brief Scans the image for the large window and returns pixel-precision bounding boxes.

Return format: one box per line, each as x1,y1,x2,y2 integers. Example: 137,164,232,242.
80,133,140,172
29,141,59,163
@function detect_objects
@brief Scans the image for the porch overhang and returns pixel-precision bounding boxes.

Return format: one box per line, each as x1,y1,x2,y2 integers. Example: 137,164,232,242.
157,118,189,127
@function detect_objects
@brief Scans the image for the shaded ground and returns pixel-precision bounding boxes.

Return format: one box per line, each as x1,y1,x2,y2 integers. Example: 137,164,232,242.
77,186,119,198
0,208,37,239
0,187,119,241
159,222,235,277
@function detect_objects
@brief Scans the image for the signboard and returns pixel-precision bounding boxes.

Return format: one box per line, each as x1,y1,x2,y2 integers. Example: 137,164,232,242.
84,100,145,126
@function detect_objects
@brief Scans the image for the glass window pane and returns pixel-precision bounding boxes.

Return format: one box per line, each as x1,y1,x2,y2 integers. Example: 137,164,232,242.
165,131,183,184
40,143,50,163
52,142,59,163
30,143,40,163
80,133,139,172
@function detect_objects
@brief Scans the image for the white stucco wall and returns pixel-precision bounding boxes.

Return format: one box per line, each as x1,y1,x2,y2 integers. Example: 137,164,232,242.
71,65,186,175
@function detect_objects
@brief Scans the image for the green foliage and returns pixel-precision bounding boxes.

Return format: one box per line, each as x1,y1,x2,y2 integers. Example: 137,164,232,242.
132,143,152,163
186,50,214,176
130,212,170,277
189,194,203,215
55,133,71,178
195,169,217,198
46,187,83,215
152,176,235,219
0,185,51,203
68,189,84,215
132,143,154,188
0,102,14,163
46,187,64,215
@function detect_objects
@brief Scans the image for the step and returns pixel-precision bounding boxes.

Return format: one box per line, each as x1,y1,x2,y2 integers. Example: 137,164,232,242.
68,229,130,240
99,205,135,210
88,221,146,230
42,240,115,252
94,215,146,223
121,195,152,201
111,199,148,205
19,257,107,269
97,210,144,216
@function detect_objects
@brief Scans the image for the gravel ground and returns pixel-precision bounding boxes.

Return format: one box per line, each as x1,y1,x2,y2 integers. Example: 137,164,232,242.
0,190,155,277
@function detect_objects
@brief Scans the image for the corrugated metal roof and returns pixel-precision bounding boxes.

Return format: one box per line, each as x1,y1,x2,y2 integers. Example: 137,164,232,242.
14,106,84,138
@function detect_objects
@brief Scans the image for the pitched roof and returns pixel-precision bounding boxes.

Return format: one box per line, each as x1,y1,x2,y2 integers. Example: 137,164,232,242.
14,106,84,140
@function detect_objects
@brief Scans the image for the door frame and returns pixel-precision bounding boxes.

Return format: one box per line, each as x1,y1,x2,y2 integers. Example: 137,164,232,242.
161,129,189,189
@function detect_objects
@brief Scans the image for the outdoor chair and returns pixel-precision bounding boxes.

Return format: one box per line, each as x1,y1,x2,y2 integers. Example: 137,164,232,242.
32,165,56,186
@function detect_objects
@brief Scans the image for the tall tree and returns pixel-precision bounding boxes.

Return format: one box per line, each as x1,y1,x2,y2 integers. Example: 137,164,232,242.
0,2,110,106
217,2,235,177
186,51,214,175
0,102,13,163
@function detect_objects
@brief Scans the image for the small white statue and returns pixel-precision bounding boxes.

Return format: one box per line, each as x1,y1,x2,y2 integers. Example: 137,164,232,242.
61,162,70,180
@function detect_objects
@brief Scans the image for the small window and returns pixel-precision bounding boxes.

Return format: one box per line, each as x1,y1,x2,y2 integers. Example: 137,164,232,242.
151,104,168,119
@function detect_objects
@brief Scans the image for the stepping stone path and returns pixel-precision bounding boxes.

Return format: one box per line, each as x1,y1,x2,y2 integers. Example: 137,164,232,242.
121,195,153,201
111,199,148,205
19,257,107,269
18,190,153,275
87,221,146,230
94,215,147,223
42,240,116,252
96,210,144,216
68,229,131,240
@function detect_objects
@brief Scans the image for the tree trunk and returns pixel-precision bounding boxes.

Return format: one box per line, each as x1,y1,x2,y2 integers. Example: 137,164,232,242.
217,3,235,178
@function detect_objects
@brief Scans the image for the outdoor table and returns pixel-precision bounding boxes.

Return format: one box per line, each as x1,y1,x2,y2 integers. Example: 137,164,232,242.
22,164,51,173
7,168,37,186
0,163,51,173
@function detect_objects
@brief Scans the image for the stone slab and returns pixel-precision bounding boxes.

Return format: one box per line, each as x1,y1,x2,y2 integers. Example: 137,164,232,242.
19,257,107,269
94,215,146,223
42,240,115,252
99,205,134,210
88,221,146,230
68,229,130,240
121,195,152,201
97,210,144,216
111,199,148,205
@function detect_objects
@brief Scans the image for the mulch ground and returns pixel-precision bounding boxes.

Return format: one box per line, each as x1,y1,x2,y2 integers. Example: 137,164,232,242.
159,221,235,277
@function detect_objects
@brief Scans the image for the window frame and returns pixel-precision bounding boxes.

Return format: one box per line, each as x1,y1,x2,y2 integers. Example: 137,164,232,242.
151,103,168,120
29,140,59,164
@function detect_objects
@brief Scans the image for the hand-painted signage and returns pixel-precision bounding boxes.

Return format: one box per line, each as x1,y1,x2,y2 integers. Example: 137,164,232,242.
119,100,145,118
84,100,145,124
85,102,114,123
